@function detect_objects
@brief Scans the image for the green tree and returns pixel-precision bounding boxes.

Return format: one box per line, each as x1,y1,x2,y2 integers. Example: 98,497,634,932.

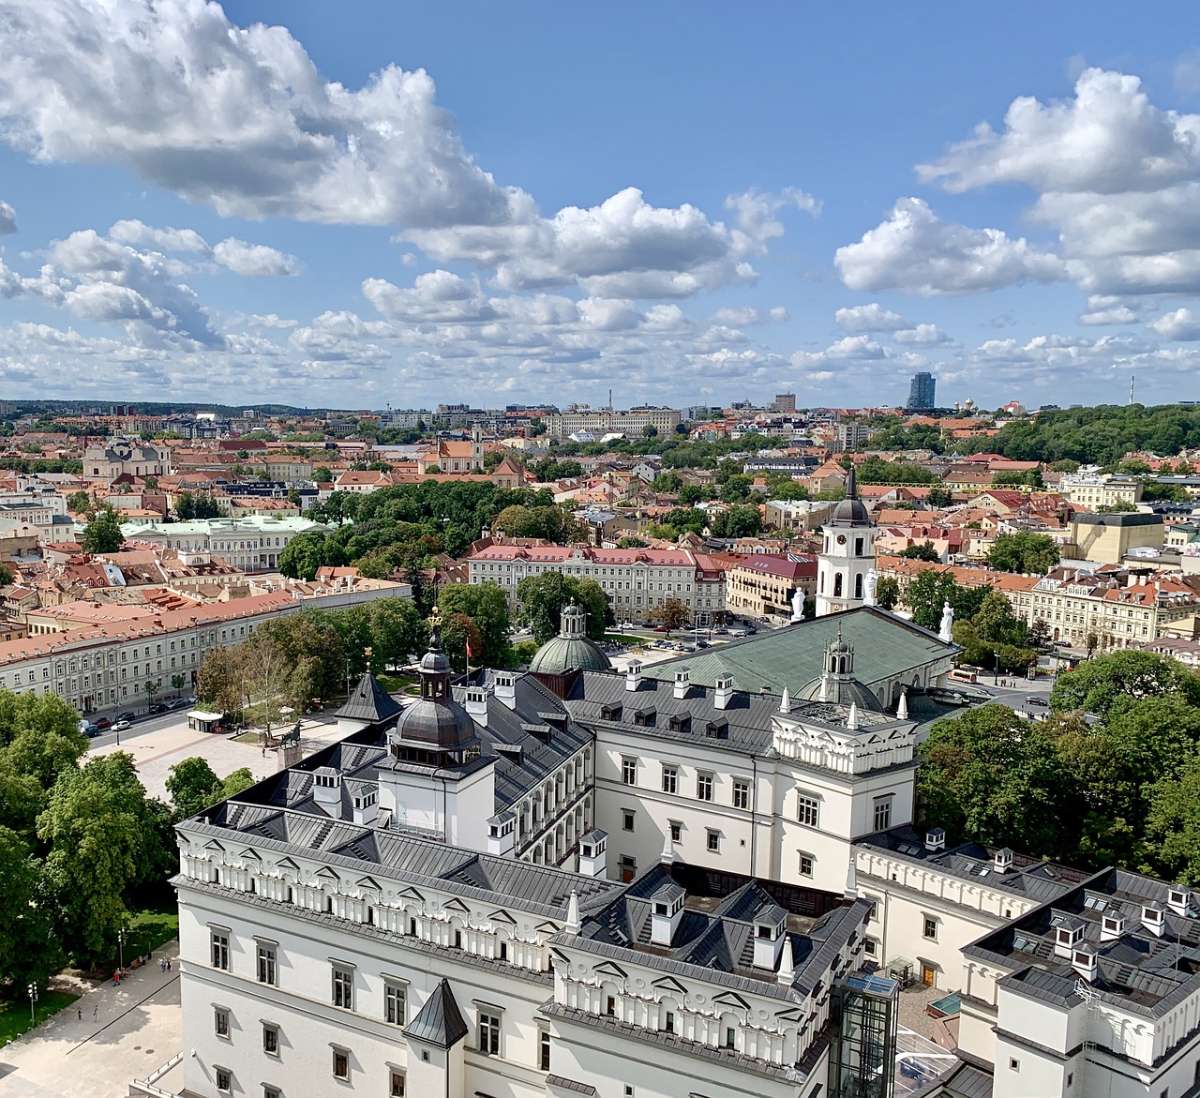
81,507,124,553
616,536,649,548
366,598,428,671
437,583,512,667
926,485,953,508
197,644,245,714
903,569,985,631
279,530,329,580
0,827,62,990
67,489,92,513
987,532,1060,574
917,705,1067,855
1051,650,1200,716
874,575,900,611
0,758,45,839
710,504,762,538
648,597,692,631
517,573,610,643
899,541,940,562
165,757,222,820
1146,754,1200,885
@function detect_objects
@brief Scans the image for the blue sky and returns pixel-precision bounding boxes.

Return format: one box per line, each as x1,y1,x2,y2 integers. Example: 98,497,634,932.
1,1,1200,410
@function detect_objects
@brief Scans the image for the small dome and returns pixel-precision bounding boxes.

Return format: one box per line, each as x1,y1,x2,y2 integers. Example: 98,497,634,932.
830,466,870,526
529,635,613,675
394,697,478,750
420,647,451,674
795,674,883,712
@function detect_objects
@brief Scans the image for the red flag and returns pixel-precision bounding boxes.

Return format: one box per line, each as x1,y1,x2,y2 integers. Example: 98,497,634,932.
465,638,473,659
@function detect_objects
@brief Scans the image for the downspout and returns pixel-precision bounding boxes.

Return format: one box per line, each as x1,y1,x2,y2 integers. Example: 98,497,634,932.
750,754,758,876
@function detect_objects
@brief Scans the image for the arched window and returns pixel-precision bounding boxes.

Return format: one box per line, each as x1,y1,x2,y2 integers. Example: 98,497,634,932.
834,573,843,597
854,573,863,599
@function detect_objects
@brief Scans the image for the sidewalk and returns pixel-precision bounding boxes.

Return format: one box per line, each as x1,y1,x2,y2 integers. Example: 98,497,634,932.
0,941,182,1098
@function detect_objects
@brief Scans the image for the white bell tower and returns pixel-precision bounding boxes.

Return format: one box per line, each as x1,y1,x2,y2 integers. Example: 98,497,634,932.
815,466,876,617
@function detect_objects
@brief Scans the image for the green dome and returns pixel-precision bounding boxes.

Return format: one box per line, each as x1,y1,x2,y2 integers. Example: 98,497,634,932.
795,673,882,711
528,599,612,675
529,634,612,675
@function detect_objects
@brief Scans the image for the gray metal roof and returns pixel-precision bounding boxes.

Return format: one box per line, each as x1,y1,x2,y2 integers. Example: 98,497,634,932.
404,977,468,1048
335,672,402,724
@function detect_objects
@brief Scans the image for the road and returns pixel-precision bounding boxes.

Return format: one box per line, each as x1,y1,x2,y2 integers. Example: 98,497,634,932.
88,708,187,751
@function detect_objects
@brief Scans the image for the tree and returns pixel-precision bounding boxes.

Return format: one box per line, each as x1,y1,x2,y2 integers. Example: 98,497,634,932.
0,826,61,991
517,573,610,644
1051,650,1200,716
1146,755,1200,885
366,598,428,671
987,532,1060,574
616,536,649,549
917,705,1068,855
437,583,512,667
38,753,165,964
903,570,985,631
710,504,762,538
67,490,92,513
874,576,900,611
81,507,124,553
926,485,953,508
144,678,162,712
648,597,691,631
899,541,940,562
165,757,222,820
171,673,187,695
440,611,482,673
197,644,245,714
279,530,328,580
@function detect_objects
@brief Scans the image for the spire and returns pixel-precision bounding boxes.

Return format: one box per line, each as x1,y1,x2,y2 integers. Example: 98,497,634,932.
565,889,581,934
780,686,791,714
777,938,795,986
845,463,858,500
847,701,859,731
897,687,909,720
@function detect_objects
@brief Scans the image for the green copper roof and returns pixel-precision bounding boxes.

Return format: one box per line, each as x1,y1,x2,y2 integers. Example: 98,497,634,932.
646,607,955,695
529,634,613,675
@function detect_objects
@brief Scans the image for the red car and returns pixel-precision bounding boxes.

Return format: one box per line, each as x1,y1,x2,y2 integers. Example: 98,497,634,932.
653,625,670,632
93,717,112,730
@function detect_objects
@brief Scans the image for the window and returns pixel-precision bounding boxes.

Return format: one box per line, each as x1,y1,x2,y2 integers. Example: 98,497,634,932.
606,996,616,1017
619,855,636,883
1008,1057,1020,1072
664,1010,675,1033
216,1067,232,1093
477,1010,501,1056
621,757,637,785
390,1070,406,1097
864,937,878,957
256,942,277,985
706,829,720,853
724,1027,736,1050
332,1047,349,1081
262,1023,279,1056
669,820,682,843
385,982,407,1026
873,796,893,832
331,965,354,1009
797,794,819,828
799,853,814,878
622,809,635,832
264,1087,281,1098
923,916,938,941
539,1026,552,1071
661,765,678,794
732,779,749,810
210,929,229,970
696,772,713,801
214,1006,230,1038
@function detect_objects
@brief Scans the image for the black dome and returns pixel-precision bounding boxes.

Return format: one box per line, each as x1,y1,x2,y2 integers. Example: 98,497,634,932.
393,698,478,750
830,466,870,526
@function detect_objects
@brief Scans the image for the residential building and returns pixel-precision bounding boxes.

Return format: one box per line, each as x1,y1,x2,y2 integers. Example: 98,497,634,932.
763,498,835,532
1059,471,1144,509
773,392,797,413
725,554,817,620
545,407,682,440
834,420,873,452
906,372,936,411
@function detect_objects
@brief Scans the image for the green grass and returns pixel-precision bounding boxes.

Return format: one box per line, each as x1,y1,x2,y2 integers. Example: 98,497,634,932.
0,990,79,1048
126,909,179,959
377,672,421,695
604,633,647,646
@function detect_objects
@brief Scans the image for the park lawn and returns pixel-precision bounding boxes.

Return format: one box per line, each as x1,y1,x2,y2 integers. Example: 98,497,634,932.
0,989,79,1048
377,673,421,695
604,633,647,646
126,909,179,959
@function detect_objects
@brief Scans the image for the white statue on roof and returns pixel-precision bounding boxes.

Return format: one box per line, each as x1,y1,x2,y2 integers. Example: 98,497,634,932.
864,568,878,607
790,586,804,623
939,600,955,643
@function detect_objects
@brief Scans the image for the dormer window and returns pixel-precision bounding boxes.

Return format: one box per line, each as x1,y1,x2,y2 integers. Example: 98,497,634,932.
668,713,691,733
633,708,656,727
600,703,622,720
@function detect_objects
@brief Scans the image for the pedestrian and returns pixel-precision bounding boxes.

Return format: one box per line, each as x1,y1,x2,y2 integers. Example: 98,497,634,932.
92,1004,98,1021
77,1007,82,1021
166,958,171,972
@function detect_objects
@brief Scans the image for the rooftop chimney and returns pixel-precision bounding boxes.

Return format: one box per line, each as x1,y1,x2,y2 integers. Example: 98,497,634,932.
486,813,515,857
493,671,517,710
464,686,489,728
1143,902,1166,937
993,847,1013,874
312,766,342,815
578,830,608,878
650,886,685,946
714,674,735,710
673,669,691,700
752,910,786,970
1100,912,1126,942
626,660,643,692
1071,943,1098,983
925,827,946,852
1168,887,1192,917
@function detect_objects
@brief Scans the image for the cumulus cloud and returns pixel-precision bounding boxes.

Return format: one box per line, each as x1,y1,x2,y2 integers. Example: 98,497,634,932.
894,323,949,344
1151,307,1200,340
212,238,302,277
1079,295,1139,325
835,198,1065,294
108,219,208,253
0,200,16,234
835,303,909,332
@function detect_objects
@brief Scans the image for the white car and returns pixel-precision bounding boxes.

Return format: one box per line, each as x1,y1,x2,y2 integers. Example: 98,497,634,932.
112,719,132,732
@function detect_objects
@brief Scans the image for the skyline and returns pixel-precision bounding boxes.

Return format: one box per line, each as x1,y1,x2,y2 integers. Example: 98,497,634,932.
2,3,1200,408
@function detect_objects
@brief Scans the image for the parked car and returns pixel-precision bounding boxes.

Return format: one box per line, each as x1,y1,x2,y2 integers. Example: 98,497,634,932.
653,625,670,632
169,697,190,709
112,719,132,732
116,710,137,723
695,640,711,649
78,719,99,737
149,703,168,714
728,628,748,638
93,717,112,730
1027,697,1049,707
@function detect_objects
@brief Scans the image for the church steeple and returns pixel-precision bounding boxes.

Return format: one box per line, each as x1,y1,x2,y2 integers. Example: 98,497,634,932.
814,465,876,617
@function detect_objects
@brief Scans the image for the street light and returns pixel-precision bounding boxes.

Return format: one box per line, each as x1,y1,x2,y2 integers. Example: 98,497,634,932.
27,982,37,1025
118,926,128,971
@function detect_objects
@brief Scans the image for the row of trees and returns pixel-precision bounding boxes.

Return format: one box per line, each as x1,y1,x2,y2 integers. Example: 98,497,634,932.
0,692,251,995
917,651,1200,883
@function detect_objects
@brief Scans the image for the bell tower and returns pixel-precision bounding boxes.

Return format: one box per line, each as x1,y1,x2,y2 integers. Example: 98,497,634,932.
815,466,876,617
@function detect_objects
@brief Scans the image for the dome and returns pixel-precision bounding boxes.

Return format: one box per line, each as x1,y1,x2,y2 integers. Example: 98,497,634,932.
394,697,479,750
830,466,870,526
794,673,882,712
529,634,613,675
528,598,612,675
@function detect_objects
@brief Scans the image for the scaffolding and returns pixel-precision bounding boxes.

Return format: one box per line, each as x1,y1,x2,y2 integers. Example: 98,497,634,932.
830,972,899,1098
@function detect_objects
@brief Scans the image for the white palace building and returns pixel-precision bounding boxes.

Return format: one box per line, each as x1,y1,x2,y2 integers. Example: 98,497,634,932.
141,503,1200,1098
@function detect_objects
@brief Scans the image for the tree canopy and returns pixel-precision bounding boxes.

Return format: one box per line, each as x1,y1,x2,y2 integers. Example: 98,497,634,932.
987,532,1060,574
517,572,610,644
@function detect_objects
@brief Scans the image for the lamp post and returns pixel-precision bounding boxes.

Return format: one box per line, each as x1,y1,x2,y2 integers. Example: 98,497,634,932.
118,926,128,971
27,982,37,1026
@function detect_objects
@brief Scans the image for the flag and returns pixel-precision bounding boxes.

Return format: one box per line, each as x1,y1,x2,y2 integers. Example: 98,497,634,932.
465,638,473,660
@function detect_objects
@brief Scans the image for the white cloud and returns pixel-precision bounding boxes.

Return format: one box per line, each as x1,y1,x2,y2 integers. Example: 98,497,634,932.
835,198,1064,294
768,305,790,322
108,219,208,253
1152,307,1200,340
245,313,298,330
0,200,16,235
1080,295,1139,325
212,238,302,277
835,303,909,332
724,187,821,250
894,323,949,344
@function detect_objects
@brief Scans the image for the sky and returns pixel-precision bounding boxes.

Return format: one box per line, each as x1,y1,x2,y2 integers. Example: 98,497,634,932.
3,2,1200,411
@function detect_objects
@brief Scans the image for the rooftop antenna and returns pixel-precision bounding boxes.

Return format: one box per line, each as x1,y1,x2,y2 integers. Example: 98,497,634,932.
1129,374,1136,406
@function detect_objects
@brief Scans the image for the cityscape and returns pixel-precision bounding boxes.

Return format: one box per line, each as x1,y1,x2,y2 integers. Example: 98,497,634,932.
3,6,1200,1098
